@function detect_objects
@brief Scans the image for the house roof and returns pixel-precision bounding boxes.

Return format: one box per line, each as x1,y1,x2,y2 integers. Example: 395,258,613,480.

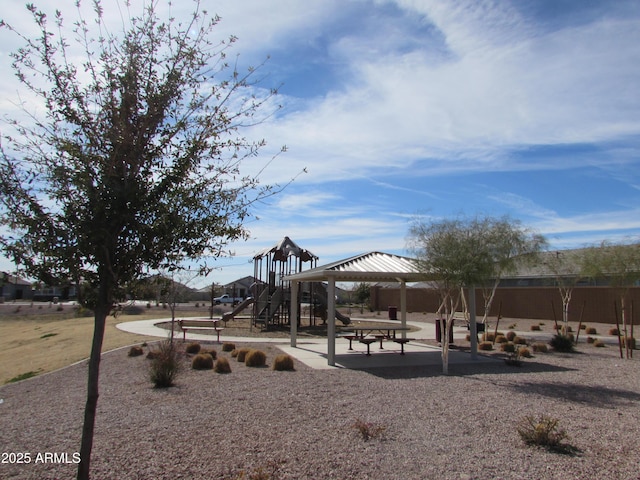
284,251,426,283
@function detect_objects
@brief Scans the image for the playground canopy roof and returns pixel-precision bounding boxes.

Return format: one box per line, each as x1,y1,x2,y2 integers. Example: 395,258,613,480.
253,236,318,263
284,251,426,283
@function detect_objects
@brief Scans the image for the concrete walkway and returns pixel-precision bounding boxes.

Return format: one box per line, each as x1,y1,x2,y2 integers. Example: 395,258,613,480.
117,318,499,370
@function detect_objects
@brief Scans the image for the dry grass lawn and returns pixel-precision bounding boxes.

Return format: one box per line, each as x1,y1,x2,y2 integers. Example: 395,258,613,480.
0,303,197,384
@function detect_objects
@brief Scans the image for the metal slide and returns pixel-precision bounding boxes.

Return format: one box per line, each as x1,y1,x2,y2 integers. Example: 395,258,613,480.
221,297,255,323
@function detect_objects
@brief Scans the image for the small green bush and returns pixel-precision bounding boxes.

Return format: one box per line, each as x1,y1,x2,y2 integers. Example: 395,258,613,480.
192,353,214,370
235,347,252,362
513,336,527,345
222,342,236,352
531,342,548,353
585,327,597,335
593,339,605,348
128,346,144,357
245,349,267,367
214,357,232,374
550,334,575,353
495,335,508,344
482,333,495,342
608,327,619,336
506,331,517,342
478,341,493,351
586,336,595,344
272,354,295,371
530,324,541,331
579,324,587,330
149,340,180,388
185,342,201,354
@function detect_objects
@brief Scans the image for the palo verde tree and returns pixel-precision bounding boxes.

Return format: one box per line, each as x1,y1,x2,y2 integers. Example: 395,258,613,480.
0,2,293,478
408,215,544,374
408,216,494,374
475,216,546,324
543,249,587,335
581,240,640,359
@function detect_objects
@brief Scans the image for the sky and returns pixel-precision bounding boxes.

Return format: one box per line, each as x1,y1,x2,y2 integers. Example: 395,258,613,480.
1,0,639,289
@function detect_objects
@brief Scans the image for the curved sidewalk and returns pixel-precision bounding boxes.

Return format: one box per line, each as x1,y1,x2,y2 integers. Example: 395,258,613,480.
116,318,497,370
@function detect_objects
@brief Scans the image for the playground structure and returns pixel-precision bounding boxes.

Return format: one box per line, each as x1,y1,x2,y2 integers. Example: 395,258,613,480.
251,237,351,329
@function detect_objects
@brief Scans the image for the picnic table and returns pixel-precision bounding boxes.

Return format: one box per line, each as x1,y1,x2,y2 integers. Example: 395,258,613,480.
339,326,412,355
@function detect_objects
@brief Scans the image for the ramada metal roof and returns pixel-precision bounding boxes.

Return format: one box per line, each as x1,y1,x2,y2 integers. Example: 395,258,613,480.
284,251,426,283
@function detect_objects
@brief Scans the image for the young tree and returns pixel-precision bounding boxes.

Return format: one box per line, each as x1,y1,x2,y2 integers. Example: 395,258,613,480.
0,2,291,478
408,215,544,374
408,217,493,374
544,249,586,335
581,240,640,358
476,217,546,324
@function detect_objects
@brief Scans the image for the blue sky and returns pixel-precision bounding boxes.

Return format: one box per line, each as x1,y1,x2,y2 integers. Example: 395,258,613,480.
1,0,640,288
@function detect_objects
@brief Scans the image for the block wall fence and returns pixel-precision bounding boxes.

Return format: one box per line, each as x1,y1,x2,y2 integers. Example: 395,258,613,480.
369,286,640,325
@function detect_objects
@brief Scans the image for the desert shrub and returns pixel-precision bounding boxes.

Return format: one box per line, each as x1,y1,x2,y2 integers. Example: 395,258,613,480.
214,357,232,374
501,342,516,353
517,415,568,451
482,332,495,342
550,334,575,353
495,335,508,344
513,336,527,345
519,347,532,358
585,327,597,335
508,323,517,329
185,342,201,354
580,324,587,330
245,349,267,367
608,327,619,336
530,324,541,331
222,342,236,352
506,331,517,342
623,337,636,349
200,348,217,360
149,340,180,388
353,418,386,442
121,304,145,315
531,342,548,353
593,339,605,348
195,303,200,308
230,349,239,358
561,325,573,334
128,346,144,357
478,341,493,351
272,354,295,371
236,347,252,362
192,353,214,370
465,333,471,342
586,336,595,344
146,350,160,360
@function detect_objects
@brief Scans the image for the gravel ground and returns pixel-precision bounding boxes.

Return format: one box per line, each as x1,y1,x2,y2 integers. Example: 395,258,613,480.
0,339,639,480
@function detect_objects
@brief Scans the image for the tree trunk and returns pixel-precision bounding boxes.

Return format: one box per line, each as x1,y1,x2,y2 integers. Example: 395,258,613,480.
77,279,111,480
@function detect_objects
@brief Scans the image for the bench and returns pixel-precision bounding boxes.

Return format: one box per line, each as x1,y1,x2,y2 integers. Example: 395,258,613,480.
451,312,486,332
178,319,224,343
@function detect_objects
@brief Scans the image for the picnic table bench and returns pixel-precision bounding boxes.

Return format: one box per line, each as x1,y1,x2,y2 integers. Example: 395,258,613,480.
178,319,224,342
339,326,413,355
